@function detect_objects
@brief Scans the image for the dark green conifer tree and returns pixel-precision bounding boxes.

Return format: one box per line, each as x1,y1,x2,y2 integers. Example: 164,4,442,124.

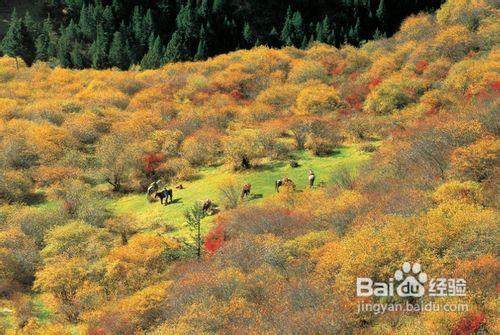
90,25,108,69
194,25,208,60
141,35,163,69
1,9,36,68
164,30,188,62
109,30,128,69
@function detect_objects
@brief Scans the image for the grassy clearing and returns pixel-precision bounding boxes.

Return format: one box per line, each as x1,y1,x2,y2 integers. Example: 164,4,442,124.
110,145,371,238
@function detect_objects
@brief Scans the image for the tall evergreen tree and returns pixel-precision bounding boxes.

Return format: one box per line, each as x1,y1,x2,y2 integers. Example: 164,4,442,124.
321,16,331,42
1,9,35,68
212,0,226,14
194,25,208,61
79,4,94,40
102,6,115,38
57,20,77,68
198,0,210,18
70,42,86,69
280,6,293,45
35,17,57,61
90,25,108,69
141,35,163,69
268,26,280,47
291,11,304,45
242,22,254,47
164,30,188,62
376,0,389,29
109,31,128,69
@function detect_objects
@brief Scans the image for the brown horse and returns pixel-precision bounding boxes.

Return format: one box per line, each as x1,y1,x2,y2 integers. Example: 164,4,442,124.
275,178,296,192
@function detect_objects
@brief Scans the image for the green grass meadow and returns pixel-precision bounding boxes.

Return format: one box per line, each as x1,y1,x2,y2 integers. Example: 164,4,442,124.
109,145,371,237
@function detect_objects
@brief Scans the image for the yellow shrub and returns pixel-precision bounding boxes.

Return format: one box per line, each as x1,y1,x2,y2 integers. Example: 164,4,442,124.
295,82,341,115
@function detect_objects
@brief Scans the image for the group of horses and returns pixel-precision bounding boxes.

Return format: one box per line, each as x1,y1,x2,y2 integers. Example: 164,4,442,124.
146,170,316,213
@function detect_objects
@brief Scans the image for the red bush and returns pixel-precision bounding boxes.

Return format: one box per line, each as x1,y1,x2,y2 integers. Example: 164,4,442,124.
452,312,486,335
368,77,382,90
144,152,164,173
415,60,429,74
204,221,226,253
229,89,245,100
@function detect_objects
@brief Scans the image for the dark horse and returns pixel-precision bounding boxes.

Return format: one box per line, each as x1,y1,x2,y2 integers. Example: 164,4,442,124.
155,188,173,205
275,178,296,192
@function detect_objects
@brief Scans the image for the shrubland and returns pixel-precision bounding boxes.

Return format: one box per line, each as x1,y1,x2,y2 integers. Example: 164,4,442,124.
0,0,498,333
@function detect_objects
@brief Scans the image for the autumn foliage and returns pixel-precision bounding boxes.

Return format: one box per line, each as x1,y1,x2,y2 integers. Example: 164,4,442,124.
0,0,498,333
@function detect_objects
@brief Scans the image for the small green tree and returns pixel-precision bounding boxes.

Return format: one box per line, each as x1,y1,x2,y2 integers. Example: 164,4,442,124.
184,202,206,260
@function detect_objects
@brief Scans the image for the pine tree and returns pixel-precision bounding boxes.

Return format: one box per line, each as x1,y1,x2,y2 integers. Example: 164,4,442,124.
300,35,308,49
70,42,86,69
176,2,197,38
1,9,35,68
90,25,108,69
321,16,331,42
291,11,304,45
79,4,94,40
348,17,361,43
131,6,147,55
144,9,154,39
212,0,225,14
141,35,163,69
373,28,386,39
102,6,115,38
376,0,388,29
57,21,77,68
327,27,336,45
315,22,323,42
35,17,57,61
23,11,38,37
280,6,293,44
109,31,128,69
198,0,210,18
268,26,280,47
164,30,188,62
242,22,254,47
194,25,208,61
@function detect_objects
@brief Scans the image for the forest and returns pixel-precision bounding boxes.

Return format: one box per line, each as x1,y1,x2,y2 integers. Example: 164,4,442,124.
1,0,444,69
0,0,498,334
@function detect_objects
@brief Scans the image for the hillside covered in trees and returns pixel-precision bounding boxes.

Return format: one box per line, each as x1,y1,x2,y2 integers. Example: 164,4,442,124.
0,0,499,334
0,0,444,69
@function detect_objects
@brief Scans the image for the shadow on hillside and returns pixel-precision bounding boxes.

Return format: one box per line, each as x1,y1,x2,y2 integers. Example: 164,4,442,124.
254,161,287,172
167,198,182,205
25,192,46,206
250,193,263,200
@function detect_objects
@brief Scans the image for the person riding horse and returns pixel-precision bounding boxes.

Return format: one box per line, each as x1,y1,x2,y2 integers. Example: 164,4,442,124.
155,187,173,205
275,176,295,192
241,182,251,199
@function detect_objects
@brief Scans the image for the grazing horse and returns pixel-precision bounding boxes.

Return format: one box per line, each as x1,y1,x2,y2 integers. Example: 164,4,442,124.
155,188,173,205
147,180,161,197
275,177,295,192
